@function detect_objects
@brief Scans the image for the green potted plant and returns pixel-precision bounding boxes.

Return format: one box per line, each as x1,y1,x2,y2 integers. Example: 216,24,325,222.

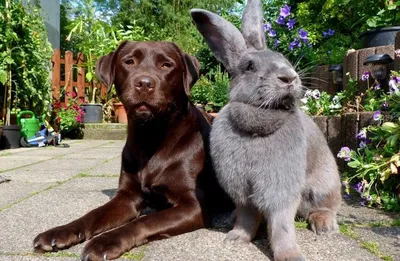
65,0,149,123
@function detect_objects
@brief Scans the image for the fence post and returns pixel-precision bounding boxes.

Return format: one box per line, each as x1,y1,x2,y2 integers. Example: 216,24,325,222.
77,52,86,101
64,51,74,103
52,49,61,101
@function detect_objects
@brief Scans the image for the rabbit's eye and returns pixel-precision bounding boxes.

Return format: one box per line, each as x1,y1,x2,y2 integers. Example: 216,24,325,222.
246,61,255,71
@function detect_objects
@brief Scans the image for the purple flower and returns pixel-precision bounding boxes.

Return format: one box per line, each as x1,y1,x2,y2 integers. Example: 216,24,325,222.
382,101,389,110
263,22,272,32
299,28,309,42
360,200,366,207
287,18,296,30
276,16,286,25
323,29,335,38
280,4,291,18
268,29,277,37
374,83,381,90
373,110,382,121
337,147,351,161
274,38,281,47
365,195,373,201
361,71,370,81
343,194,351,199
356,129,367,140
353,182,365,194
359,141,367,149
389,79,398,94
289,38,301,51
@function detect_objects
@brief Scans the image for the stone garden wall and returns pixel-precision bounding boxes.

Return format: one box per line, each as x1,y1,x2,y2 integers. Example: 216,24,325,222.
312,112,384,171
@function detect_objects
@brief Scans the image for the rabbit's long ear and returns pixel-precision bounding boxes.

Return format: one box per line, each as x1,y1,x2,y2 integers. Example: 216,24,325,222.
190,9,247,74
241,0,266,50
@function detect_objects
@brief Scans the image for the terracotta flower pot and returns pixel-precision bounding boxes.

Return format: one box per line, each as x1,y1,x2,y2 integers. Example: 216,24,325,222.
114,102,128,123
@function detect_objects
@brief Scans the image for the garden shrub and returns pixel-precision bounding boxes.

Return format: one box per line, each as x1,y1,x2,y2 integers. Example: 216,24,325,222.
0,1,52,119
190,67,229,113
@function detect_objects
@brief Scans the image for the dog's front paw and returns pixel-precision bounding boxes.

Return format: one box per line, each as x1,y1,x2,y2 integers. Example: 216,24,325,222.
81,231,135,261
308,210,338,235
33,225,85,253
224,229,251,243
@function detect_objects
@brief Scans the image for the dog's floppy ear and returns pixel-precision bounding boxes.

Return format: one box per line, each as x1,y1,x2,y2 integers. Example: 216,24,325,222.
95,51,115,91
183,54,200,97
190,9,247,75
95,40,129,91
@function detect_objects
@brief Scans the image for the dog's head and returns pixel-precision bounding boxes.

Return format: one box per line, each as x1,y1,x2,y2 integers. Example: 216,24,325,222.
96,41,200,120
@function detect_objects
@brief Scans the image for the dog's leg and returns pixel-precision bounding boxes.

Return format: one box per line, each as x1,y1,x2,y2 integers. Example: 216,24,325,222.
267,201,305,261
33,171,143,253
81,191,205,261
224,203,261,243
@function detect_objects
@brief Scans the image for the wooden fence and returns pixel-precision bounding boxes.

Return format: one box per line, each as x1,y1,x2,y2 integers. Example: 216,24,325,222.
51,49,107,103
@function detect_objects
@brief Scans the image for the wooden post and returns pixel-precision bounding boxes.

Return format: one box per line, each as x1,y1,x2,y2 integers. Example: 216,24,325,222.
52,48,61,101
64,51,74,103
77,52,86,101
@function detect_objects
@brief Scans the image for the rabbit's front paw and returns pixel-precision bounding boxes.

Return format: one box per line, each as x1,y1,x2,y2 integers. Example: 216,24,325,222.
274,250,305,261
224,229,251,243
308,210,338,235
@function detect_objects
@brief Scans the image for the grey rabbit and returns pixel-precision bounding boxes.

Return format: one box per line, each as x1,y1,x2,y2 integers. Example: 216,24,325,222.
190,1,342,260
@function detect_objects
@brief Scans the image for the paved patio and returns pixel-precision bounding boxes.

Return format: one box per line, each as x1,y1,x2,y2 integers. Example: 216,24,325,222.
0,140,399,261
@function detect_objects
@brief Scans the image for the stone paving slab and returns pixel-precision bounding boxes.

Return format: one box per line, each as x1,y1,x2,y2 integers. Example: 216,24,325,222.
86,157,121,176
0,180,55,209
354,226,400,261
0,155,54,172
338,197,400,225
142,228,381,261
0,140,399,261
0,178,114,254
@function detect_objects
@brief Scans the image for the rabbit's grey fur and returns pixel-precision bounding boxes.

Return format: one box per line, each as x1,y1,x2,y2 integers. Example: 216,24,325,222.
191,0,341,260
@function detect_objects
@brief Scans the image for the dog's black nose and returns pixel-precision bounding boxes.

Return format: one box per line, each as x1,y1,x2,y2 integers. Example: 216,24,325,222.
135,76,155,90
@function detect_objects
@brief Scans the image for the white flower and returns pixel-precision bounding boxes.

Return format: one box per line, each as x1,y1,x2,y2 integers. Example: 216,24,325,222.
305,90,313,98
332,95,340,104
300,105,309,111
312,89,320,99
329,103,341,110
300,97,308,104
389,79,398,94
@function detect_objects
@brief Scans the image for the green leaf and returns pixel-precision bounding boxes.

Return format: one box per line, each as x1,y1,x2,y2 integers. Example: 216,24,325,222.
348,160,361,168
381,122,398,133
366,18,377,28
0,70,7,85
4,56,13,64
86,72,93,82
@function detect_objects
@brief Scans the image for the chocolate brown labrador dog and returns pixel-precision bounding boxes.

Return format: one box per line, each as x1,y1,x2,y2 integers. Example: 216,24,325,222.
33,41,230,261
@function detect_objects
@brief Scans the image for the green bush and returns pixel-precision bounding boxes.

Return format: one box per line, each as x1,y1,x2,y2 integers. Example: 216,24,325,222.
0,1,52,122
190,67,229,113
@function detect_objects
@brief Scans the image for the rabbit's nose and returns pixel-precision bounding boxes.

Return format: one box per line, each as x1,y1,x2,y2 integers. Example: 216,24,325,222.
278,75,297,84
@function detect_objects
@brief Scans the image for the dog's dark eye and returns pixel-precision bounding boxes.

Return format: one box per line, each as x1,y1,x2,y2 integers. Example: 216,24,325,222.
246,61,255,71
125,59,134,65
161,62,172,69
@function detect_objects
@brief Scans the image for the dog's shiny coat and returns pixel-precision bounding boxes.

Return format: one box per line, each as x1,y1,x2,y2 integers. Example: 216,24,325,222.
33,41,229,261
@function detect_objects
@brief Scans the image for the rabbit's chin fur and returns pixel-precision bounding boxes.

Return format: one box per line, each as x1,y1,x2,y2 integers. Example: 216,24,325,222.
230,101,295,137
